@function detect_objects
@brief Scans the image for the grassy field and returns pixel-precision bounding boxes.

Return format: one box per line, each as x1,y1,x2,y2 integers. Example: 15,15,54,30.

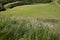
0,15,60,40
0,2,60,40
0,3,60,18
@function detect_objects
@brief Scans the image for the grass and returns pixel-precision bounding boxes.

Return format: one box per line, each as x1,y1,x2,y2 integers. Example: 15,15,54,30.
0,15,60,40
0,2,60,40
0,3,60,18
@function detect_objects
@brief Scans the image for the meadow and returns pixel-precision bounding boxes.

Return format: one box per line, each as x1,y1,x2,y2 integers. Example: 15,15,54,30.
0,1,60,40
0,14,60,40
0,2,60,18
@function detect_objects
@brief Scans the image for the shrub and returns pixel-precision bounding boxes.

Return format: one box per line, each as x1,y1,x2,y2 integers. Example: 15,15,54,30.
1,0,53,10
0,3,5,11
33,0,52,3
4,1,25,9
57,0,60,4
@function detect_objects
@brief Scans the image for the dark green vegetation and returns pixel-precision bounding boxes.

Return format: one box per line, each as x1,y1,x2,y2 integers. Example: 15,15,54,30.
57,0,60,4
0,0,52,11
0,14,60,40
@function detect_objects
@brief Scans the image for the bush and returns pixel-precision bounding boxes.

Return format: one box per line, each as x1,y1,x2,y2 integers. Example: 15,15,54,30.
32,0,52,3
57,0,60,4
1,0,53,10
0,3,5,11
17,0,52,3
4,1,25,9
1,0,53,6
39,0,52,3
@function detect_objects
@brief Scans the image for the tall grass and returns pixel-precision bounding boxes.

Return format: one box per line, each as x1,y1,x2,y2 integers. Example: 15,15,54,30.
0,14,60,40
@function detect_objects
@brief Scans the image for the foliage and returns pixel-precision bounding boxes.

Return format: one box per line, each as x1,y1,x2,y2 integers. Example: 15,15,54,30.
0,0,53,11
0,3,5,11
57,0,60,4
4,1,25,9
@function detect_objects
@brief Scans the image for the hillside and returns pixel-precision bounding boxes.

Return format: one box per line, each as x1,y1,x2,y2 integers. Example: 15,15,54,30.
0,0,60,40
0,3,60,19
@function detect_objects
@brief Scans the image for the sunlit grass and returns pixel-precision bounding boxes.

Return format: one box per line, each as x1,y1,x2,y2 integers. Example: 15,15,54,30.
0,3,60,18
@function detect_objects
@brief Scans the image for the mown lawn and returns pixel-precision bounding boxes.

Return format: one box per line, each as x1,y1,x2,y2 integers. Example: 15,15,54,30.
0,3,60,18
